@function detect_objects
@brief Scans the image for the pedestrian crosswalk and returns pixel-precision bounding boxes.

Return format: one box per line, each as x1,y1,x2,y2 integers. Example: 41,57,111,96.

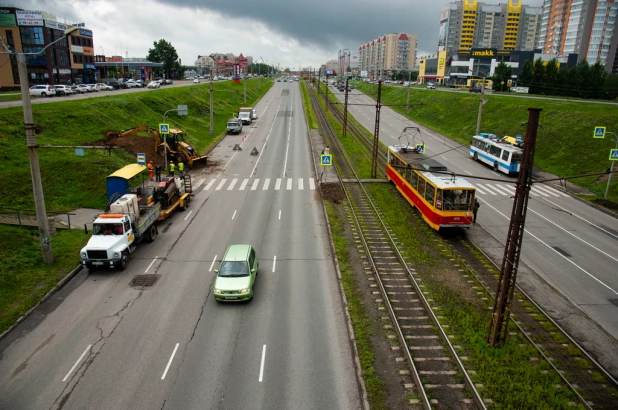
473,183,569,198
196,177,316,193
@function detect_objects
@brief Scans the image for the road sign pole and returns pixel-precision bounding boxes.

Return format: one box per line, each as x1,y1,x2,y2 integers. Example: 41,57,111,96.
604,132,618,200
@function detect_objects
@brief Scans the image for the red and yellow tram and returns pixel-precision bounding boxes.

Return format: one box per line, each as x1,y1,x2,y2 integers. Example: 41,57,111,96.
386,145,476,230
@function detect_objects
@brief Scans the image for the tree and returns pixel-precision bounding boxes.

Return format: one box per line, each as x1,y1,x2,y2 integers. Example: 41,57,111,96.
491,61,512,91
147,39,179,79
518,60,532,86
531,58,546,94
544,59,559,94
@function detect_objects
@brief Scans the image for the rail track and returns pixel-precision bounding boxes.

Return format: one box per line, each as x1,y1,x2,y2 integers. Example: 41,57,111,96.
307,81,618,408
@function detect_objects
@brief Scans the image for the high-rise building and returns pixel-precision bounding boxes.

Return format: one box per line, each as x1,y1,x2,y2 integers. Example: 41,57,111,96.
358,33,418,78
439,1,542,52
536,0,618,72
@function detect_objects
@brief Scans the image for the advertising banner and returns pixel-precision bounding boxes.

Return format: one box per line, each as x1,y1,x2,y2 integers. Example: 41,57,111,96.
361,70,368,78
16,10,43,26
471,48,497,60
0,9,16,26
45,19,67,30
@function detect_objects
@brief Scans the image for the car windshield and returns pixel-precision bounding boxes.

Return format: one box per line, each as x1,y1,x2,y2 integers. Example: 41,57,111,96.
218,261,250,277
93,223,124,235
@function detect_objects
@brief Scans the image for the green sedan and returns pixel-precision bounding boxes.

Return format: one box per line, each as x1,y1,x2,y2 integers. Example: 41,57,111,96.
214,244,258,302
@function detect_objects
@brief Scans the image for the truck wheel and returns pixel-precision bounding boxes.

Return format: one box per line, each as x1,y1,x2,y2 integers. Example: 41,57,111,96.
147,225,157,242
118,251,129,271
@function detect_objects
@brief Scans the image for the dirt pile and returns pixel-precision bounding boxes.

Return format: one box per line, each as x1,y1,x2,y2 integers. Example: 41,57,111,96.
321,183,345,203
92,130,165,167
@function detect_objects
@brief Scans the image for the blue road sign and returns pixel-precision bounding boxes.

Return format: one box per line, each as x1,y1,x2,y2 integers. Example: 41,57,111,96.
137,153,146,165
159,123,170,134
415,144,426,154
321,154,332,166
594,126,606,138
610,149,618,160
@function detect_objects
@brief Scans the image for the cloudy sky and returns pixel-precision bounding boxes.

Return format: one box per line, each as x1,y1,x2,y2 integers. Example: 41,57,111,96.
19,0,544,69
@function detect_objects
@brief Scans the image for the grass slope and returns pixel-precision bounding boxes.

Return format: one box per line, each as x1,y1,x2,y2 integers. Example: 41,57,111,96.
0,79,273,211
355,82,618,201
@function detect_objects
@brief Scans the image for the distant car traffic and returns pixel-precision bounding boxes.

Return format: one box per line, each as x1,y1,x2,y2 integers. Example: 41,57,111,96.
469,87,482,93
53,85,74,96
29,85,57,97
74,84,89,93
125,80,140,88
148,80,160,89
97,83,114,91
426,83,436,89
193,78,200,84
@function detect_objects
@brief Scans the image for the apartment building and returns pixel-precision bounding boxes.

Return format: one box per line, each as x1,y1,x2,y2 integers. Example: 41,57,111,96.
0,6,97,87
439,0,542,52
358,32,418,78
537,0,618,72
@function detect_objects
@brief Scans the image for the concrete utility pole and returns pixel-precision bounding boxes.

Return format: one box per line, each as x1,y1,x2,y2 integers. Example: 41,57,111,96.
343,78,349,138
487,108,542,348
475,77,487,135
209,56,215,136
371,81,383,179
604,132,618,200
244,75,247,104
17,54,53,264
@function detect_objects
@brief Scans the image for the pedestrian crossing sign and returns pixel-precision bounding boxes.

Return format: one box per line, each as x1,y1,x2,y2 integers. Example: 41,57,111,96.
321,154,332,166
610,149,618,160
594,126,606,138
415,144,426,153
159,123,170,134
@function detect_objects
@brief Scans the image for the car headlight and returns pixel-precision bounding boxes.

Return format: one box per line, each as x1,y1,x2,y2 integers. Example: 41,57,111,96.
240,288,250,294
113,252,119,258
81,252,87,258
214,289,222,294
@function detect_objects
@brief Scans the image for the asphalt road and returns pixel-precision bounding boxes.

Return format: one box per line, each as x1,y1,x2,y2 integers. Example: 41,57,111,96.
0,82,361,409
329,84,618,340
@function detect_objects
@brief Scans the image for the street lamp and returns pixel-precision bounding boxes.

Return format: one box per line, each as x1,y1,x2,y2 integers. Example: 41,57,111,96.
0,26,79,263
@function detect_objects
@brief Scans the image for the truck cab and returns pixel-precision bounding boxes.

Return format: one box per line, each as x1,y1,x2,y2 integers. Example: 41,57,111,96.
226,118,243,135
80,214,135,271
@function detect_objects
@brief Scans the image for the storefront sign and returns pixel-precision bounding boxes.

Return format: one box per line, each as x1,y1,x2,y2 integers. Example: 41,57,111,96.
45,19,67,30
59,69,71,74
79,29,93,37
84,48,92,54
107,57,123,62
471,48,497,59
71,45,84,54
0,9,16,26
123,58,150,62
84,64,96,69
16,10,43,26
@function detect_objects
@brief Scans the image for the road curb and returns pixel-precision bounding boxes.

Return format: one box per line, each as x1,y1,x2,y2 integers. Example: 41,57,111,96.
0,264,84,342
301,82,371,410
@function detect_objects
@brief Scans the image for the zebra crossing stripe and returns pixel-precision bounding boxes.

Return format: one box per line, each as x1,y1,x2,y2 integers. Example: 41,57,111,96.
275,178,282,190
298,178,304,190
251,179,260,191
205,179,216,190
474,185,487,195
309,178,315,190
239,179,249,190
263,178,270,190
286,178,293,190
194,178,205,189
541,185,569,197
534,185,561,197
530,186,550,197
215,179,227,191
477,184,498,195
227,179,238,190
492,184,514,196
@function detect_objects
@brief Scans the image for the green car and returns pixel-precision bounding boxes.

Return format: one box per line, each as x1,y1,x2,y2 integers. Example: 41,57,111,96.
214,244,258,302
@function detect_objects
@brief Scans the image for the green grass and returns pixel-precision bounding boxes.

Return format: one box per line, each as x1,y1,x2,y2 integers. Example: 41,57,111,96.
299,81,318,129
354,81,618,202
0,225,88,334
325,201,388,410
367,183,585,408
0,79,273,211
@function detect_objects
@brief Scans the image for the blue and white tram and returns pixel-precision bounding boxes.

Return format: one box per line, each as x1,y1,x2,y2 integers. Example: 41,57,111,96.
469,133,522,175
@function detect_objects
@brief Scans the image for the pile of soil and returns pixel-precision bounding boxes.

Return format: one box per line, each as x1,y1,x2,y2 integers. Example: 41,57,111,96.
90,130,165,167
321,183,345,203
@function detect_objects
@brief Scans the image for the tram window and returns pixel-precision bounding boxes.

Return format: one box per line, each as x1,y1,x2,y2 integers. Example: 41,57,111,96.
425,183,435,205
442,189,457,210
404,166,412,181
410,172,418,190
502,150,510,161
436,189,443,209
418,179,425,198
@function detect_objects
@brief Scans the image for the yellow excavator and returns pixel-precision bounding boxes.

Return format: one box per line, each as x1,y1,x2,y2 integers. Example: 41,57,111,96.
106,125,208,168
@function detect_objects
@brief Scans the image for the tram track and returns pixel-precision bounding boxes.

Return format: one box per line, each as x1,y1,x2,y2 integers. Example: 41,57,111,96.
307,81,618,408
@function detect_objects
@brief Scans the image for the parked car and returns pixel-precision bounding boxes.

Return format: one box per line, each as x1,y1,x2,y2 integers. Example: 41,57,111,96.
163,79,173,85
426,83,436,89
135,80,146,88
53,85,75,96
97,83,114,91
105,81,121,90
29,85,57,97
193,78,200,84
125,80,140,88
74,84,89,93
469,87,482,93
148,80,160,89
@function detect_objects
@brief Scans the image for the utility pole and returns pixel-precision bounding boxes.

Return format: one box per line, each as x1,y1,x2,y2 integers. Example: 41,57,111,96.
475,77,486,135
605,132,618,200
343,78,349,138
209,77,214,136
325,75,329,113
406,70,412,111
244,75,247,104
487,108,542,348
371,81,383,178
17,54,53,264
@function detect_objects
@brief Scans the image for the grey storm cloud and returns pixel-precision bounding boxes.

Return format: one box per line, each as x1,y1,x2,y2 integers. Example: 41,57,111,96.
155,0,446,53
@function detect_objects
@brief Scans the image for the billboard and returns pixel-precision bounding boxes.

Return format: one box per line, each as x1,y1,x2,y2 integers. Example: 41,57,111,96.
361,70,368,78
438,18,449,52
0,9,16,26
471,48,497,60
349,53,359,69
16,10,43,26
326,70,335,75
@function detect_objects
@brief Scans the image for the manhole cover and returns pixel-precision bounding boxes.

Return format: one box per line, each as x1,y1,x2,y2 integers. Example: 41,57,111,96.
129,274,160,288
551,246,571,257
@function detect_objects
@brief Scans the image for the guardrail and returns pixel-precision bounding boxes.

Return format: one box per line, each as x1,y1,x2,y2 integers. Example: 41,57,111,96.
0,206,76,229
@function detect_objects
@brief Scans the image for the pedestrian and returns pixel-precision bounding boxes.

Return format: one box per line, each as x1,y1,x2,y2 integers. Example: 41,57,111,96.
169,161,175,177
155,163,162,182
147,161,154,181
178,160,185,178
473,198,480,224
324,146,330,154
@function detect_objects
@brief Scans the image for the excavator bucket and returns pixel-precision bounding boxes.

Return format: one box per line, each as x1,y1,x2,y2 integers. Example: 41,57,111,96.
188,155,208,169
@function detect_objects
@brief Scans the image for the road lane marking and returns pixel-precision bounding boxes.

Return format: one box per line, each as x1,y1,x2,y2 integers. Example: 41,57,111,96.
530,186,550,197
239,179,249,190
542,185,570,197
533,185,561,197
232,210,237,220
279,210,281,220
183,211,193,221
309,178,316,190
287,178,292,190
259,344,267,382
275,178,281,190
464,170,472,175
491,185,514,196
272,255,276,272
161,343,179,380
474,186,487,195
298,178,304,190
479,199,618,296
194,178,205,189
251,179,260,190
205,179,216,190
209,255,217,272
227,179,238,190
63,345,91,381
477,184,498,195
145,257,158,273
263,178,270,190
543,198,618,240
215,179,227,190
